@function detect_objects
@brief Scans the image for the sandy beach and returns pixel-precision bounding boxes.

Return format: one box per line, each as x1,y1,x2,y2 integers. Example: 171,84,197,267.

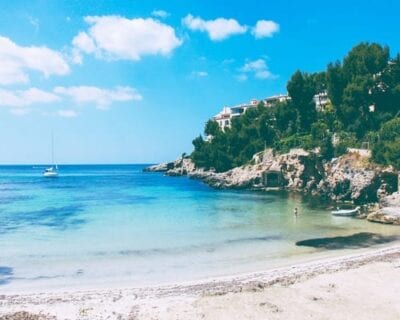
1,244,400,320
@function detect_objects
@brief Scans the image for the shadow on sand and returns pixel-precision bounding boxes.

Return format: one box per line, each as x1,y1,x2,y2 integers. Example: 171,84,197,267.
296,232,399,250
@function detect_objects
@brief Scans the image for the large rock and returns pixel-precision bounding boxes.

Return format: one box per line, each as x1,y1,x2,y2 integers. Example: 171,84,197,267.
367,207,400,225
380,191,400,207
367,192,400,225
165,158,196,176
143,162,170,172
144,157,196,176
189,165,262,189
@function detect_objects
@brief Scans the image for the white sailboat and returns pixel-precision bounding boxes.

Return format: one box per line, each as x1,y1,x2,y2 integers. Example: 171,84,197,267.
43,133,59,178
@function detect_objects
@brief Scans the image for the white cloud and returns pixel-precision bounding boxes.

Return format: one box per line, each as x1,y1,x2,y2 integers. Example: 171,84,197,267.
72,15,182,62
72,31,96,54
71,31,96,64
0,36,70,85
54,85,143,110
252,20,279,39
58,109,78,118
191,71,208,77
0,85,142,116
240,59,276,80
182,14,247,41
151,10,170,18
0,87,59,108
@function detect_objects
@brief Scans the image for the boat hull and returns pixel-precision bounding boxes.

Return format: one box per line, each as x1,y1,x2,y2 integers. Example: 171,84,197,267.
331,207,360,216
43,171,58,178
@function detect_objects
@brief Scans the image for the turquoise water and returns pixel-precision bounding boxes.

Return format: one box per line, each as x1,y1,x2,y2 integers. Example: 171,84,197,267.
0,165,398,292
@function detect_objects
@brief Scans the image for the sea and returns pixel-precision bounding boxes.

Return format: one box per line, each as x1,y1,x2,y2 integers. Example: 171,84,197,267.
0,164,398,292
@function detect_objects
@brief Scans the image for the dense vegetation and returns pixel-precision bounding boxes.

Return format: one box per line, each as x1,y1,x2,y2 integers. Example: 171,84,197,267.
191,43,400,172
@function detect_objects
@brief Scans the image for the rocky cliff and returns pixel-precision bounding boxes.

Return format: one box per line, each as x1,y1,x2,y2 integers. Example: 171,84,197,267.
314,153,397,203
145,149,398,205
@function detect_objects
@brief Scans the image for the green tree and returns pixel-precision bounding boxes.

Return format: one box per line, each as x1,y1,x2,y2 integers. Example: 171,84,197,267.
287,71,317,132
204,120,220,137
327,61,346,109
190,42,400,172
372,117,400,169
320,134,334,160
342,42,389,80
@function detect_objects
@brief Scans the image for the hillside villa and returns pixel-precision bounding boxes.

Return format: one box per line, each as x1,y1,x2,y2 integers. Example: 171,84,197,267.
213,92,330,130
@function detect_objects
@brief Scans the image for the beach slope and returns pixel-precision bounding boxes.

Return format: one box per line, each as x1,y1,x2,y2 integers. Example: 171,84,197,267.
1,245,400,320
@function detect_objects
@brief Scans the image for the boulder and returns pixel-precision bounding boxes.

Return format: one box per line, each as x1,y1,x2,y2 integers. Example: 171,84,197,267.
367,207,400,225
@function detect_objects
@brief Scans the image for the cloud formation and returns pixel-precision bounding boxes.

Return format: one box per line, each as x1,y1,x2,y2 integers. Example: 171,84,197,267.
151,10,170,18
0,87,59,108
252,20,280,39
182,14,247,41
72,15,182,62
182,15,279,41
0,36,70,85
239,59,276,80
54,86,143,110
0,85,142,116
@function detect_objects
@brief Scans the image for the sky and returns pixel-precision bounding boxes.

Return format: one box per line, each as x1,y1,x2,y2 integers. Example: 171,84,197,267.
0,0,399,164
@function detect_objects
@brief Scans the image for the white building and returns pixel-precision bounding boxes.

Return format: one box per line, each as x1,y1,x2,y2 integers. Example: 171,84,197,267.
213,100,258,130
313,91,330,112
213,94,290,130
264,94,291,107
213,107,235,129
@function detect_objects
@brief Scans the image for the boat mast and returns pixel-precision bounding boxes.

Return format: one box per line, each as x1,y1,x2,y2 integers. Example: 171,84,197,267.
51,132,57,169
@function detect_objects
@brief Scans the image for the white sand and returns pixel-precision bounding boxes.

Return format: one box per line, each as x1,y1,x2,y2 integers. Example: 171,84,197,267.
1,245,400,320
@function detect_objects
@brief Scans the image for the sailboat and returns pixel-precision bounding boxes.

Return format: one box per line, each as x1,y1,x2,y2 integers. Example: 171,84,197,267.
43,133,59,178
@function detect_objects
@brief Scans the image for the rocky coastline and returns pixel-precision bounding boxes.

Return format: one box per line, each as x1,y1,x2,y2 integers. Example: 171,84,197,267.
144,149,400,225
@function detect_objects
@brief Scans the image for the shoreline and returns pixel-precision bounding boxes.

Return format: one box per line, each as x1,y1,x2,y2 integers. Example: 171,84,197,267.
2,243,400,319
145,154,400,225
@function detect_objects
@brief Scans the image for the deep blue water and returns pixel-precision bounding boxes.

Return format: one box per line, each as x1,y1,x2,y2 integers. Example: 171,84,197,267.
0,164,397,292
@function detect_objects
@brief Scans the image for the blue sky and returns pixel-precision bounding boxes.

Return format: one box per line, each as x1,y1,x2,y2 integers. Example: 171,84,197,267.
0,0,399,164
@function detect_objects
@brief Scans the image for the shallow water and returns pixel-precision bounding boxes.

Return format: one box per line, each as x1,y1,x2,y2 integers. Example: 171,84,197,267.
0,165,398,292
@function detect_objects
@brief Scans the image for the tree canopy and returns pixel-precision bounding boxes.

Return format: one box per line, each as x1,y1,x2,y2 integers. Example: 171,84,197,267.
191,42,400,172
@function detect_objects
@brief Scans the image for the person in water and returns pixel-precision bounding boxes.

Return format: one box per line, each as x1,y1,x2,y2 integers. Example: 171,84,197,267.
294,207,298,216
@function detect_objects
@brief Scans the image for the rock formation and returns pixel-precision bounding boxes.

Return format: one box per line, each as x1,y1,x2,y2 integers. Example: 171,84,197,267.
145,149,398,206
144,157,195,176
367,192,400,225
314,152,397,203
